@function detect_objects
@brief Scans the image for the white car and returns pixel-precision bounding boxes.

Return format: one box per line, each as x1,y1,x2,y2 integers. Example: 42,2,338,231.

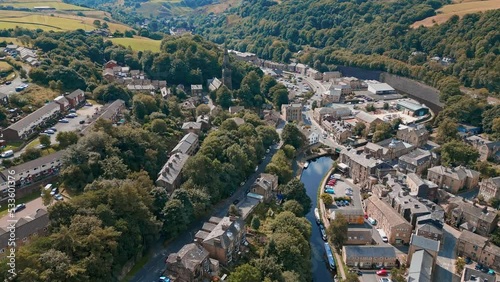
54,194,64,201
255,166,258,172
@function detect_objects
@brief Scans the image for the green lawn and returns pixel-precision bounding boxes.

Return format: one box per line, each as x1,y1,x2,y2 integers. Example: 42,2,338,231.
0,191,41,217
2,1,91,10
109,37,162,52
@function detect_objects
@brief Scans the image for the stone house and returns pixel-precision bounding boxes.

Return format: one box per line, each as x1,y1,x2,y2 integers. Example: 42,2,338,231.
194,216,245,266
364,195,412,245
165,243,219,282
346,227,373,245
446,198,499,237
398,148,433,175
457,230,500,271
479,177,500,203
342,246,397,269
427,166,480,194
250,173,278,202
281,104,302,122
407,234,440,265
406,173,438,201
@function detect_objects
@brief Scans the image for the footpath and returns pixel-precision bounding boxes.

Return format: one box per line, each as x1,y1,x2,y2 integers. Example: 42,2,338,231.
318,167,347,281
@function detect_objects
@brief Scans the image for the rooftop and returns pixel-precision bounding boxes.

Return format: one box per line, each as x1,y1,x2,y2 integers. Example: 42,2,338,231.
156,153,190,186
462,267,496,282
6,102,60,131
0,150,65,181
343,245,396,258
397,100,428,112
399,148,431,166
181,122,202,130
458,230,488,247
407,249,433,282
428,166,480,181
172,133,198,155
201,217,244,250
166,243,209,271
66,89,84,99
100,99,125,120
367,82,395,92
366,195,409,227
410,234,440,252
355,111,380,124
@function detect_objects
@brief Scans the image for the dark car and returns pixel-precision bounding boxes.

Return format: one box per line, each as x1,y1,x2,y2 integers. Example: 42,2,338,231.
476,264,483,270
232,199,240,205
14,204,26,213
5,81,11,85
79,120,85,124
349,269,362,276
465,257,472,264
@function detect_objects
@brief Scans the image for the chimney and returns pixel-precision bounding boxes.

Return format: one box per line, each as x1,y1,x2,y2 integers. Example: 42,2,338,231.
169,162,173,168
176,255,182,262
414,204,419,209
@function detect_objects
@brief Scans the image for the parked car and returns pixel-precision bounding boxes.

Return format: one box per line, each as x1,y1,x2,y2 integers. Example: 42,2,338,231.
266,149,270,153
66,113,78,118
232,199,240,205
50,187,58,196
36,144,47,150
5,81,11,85
14,203,26,213
0,150,14,158
69,109,77,113
44,129,55,135
368,217,377,225
59,119,69,123
476,264,483,270
79,120,85,124
465,257,472,264
324,188,335,194
54,194,64,201
49,127,57,132
376,269,388,276
85,102,93,107
159,277,170,282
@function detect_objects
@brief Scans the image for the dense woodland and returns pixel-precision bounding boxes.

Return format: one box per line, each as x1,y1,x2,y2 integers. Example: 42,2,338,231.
195,0,499,93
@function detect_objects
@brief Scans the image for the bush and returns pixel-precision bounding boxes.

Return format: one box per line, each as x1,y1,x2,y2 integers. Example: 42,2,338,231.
321,193,333,206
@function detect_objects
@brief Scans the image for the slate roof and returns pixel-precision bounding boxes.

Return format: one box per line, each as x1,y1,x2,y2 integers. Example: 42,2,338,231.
343,245,396,258
407,250,433,282
6,102,60,131
355,111,379,124
66,89,84,99
166,243,209,271
459,230,488,247
410,234,440,252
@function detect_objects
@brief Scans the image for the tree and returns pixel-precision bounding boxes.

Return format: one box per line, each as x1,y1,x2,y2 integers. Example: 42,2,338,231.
311,100,318,110
93,19,101,27
438,76,461,102
390,267,406,282
256,125,279,148
383,102,389,110
251,216,261,230
21,147,42,162
441,140,479,167
321,193,333,206
482,105,500,134
20,68,27,79
161,199,189,238
283,200,304,216
343,272,360,282
353,122,366,137
261,75,277,96
241,70,261,96
272,88,289,108
229,264,262,282
150,119,168,134
216,85,233,109
436,118,459,144
455,257,465,274
196,104,210,116
41,185,52,206
281,179,311,213
229,204,240,216
56,131,78,149
372,122,392,143
281,124,305,149
326,213,348,250
39,134,51,149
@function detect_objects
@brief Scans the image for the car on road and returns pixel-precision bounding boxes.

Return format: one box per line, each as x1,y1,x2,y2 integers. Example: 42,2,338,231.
376,269,388,276
54,194,64,201
0,150,14,158
14,204,26,213
232,199,240,205
59,118,69,123
240,181,245,186
348,269,362,276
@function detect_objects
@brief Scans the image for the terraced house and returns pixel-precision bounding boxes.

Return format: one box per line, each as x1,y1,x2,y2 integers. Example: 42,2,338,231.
1,102,61,141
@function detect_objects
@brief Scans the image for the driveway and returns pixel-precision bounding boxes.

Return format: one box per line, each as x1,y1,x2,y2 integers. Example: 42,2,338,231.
129,141,283,282
0,197,45,228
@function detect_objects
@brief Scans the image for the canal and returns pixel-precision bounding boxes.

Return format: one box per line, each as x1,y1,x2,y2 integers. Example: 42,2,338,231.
300,156,335,282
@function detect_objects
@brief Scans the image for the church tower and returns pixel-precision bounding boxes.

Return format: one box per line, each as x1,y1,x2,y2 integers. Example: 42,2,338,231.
222,45,232,89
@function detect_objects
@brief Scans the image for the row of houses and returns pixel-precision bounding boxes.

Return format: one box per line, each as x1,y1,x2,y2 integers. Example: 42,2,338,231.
102,60,167,93
1,89,85,141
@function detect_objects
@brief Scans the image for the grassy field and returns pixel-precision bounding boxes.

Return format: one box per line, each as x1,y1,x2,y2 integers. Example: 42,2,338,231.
0,61,13,72
412,0,500,27
0,10,131,32
109,37,162,52
0,36,22,45
23,85,60,107
1,1,91,10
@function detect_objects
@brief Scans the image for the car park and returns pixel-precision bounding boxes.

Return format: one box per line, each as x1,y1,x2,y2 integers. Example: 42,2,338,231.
14,203,26,213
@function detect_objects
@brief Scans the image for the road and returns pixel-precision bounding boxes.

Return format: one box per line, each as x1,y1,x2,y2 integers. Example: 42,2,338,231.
303,109,345,149
435,224,461,282
129,141,283,282
0,197,44,228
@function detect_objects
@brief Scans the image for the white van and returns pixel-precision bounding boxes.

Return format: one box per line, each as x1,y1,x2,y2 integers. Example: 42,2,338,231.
368,217,377,225
0,150,14,158
377,229,389,243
